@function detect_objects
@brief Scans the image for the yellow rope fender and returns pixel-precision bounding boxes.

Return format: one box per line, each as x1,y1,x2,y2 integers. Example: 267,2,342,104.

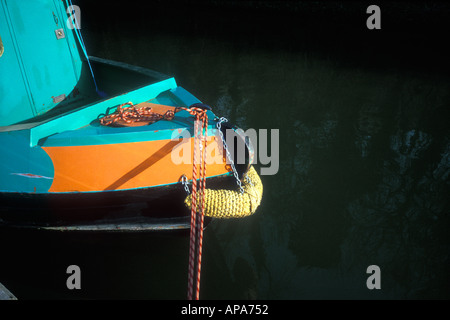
184,165,263,218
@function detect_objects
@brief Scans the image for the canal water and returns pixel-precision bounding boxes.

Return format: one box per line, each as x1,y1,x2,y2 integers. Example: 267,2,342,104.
0,1,449,300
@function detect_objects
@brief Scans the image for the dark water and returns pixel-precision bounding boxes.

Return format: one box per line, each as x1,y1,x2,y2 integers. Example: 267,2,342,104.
1,1,449,300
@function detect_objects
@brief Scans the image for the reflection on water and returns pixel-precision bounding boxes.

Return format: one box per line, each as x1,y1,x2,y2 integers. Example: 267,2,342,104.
196,54,450,299
1,2,449,300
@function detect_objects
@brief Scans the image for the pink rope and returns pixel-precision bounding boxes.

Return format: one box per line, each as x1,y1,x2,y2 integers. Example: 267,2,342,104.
186,108,208,300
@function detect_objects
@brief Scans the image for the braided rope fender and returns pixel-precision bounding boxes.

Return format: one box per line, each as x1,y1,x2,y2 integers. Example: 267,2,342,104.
184,166,263,218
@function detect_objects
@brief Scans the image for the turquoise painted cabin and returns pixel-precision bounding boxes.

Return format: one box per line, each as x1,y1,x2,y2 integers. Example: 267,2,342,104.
0,0,86,125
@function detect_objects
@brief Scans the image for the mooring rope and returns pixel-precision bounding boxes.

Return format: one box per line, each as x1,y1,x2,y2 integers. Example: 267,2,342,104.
182,106,208,300
98,101,176,126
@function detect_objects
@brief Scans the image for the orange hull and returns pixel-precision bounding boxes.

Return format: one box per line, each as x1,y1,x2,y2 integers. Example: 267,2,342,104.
43,137,229,193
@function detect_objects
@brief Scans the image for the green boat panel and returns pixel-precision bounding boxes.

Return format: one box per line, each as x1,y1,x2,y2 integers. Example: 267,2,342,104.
40,121,218,147
0,130,54,193
29,77,178,147
169,87,204,107
0,3,35,125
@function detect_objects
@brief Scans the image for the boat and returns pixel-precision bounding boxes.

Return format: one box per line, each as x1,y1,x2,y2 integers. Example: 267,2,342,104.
0,0,258,231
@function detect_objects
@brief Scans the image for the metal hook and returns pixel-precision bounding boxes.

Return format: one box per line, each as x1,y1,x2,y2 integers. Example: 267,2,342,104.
181,174,190,194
